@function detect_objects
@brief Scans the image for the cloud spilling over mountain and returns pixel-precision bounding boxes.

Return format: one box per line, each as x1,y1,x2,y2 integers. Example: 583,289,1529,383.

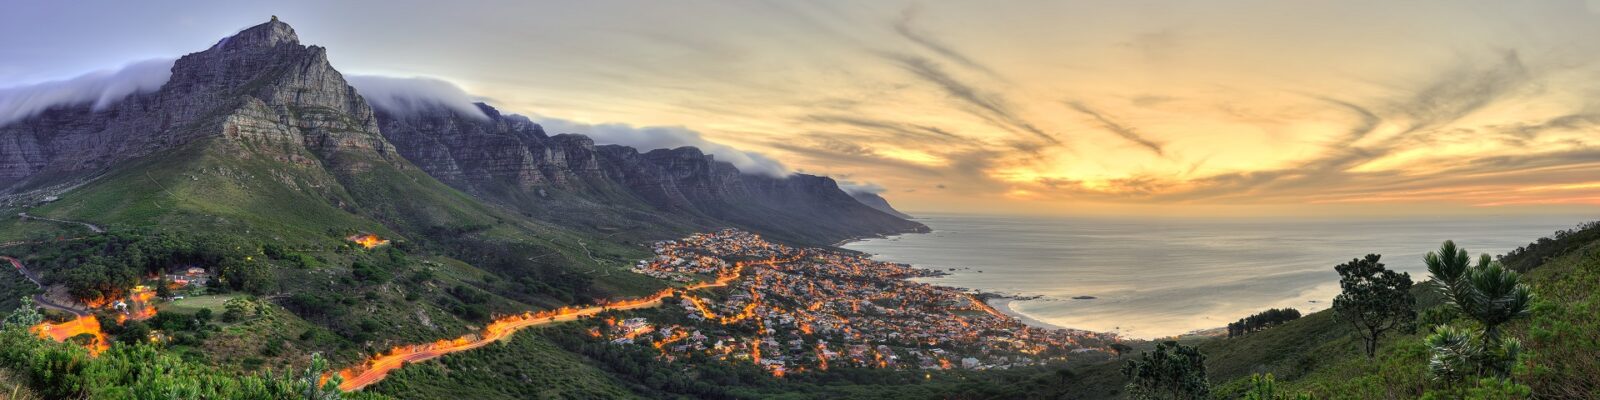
345,75,790,177
836,179,887,195
536,117,791,177
346,75,490,120
0,58,174,126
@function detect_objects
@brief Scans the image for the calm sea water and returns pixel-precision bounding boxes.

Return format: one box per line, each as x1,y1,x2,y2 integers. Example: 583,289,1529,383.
842,213,1592,338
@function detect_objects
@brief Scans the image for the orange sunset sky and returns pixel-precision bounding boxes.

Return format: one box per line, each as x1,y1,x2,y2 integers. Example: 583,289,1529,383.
5,0,1600,217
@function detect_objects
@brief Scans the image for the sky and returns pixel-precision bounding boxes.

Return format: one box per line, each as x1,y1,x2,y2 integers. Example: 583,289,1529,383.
4,0,1600,217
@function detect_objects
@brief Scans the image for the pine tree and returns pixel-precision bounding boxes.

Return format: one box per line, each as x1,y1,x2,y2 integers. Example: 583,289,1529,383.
1121,341,1210,400
1332,254,1415,358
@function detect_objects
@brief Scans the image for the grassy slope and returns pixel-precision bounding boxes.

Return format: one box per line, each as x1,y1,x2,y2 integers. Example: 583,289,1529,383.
25,140,381,245
1052,226,1600,400
0,137,655,396
366,331,641,400
1211,238,1598,399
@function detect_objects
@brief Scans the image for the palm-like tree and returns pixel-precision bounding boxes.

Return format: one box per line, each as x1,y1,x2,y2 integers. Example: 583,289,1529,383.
1422,240,1535,380
1425,241,1492,311
1461,263,1533,345
1424,240,1471,286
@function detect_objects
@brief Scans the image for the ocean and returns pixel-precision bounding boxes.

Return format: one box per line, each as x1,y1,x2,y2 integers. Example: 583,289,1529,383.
842,213,1592,339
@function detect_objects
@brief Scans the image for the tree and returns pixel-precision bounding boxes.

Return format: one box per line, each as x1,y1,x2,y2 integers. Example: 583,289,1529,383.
300,352,343,400
1228,308,1302,338
156,278,174,299
1332,254,1415,358
1121,341,1210,400
1459,263,1533,345
2,297,43,330
1242,373,1312,400
1423,241,1534,380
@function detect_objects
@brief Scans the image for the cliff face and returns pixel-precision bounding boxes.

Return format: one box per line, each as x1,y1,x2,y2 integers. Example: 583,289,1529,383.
850,192,915,220
0,17,924,245
1,18,396,193
373,104,928,244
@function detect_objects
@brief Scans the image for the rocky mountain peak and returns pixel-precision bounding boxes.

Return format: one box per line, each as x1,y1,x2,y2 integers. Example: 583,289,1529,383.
213,17,300,51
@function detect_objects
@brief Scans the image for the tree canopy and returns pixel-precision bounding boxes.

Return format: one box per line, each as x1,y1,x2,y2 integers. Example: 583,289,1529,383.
1332,254,1415,358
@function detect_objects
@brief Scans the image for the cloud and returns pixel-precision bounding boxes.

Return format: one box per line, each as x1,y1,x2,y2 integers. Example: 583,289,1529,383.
1391,50,1530,134
1064,101,1165,155
800,114,965,142
1308,95,1382,146
345,75,490,120
0,58,174,126
893,5,1004,79
536,117,791,177
836,179,887,195
882,52,1059,145
343,75,788,177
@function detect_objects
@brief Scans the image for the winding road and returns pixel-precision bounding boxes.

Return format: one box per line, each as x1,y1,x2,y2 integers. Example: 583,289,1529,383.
18,213,104,233
334,253,802,391
3,256,88,317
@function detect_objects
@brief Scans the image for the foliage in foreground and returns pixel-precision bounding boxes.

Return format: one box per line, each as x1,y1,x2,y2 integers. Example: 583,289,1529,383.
1423,241,1534,382
1122,341,1210,400
0,321,387,400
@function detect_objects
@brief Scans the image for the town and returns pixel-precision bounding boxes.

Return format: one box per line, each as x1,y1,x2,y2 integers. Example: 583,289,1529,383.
620,229,1122,376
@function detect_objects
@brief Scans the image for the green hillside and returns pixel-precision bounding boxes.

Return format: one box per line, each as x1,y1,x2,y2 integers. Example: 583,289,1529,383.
1050,222,1600,399
0,132,667,396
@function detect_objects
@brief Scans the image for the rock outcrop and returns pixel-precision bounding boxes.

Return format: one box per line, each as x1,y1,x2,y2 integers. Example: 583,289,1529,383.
1,18,395,193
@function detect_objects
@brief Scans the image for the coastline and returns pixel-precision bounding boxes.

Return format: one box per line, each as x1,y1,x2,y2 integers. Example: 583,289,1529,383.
841,229,1086,334
986,297,1072,331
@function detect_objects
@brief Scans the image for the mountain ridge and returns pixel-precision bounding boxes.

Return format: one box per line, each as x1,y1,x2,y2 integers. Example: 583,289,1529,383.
369,99,928,246
1,17,925,247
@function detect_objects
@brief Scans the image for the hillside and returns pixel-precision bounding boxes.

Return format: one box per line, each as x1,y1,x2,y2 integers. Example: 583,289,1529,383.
0,18,662,385
1049,221,1600,399
0,16,933,399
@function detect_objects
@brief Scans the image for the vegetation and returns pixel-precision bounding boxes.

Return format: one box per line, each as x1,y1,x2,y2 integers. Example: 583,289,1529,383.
1332,254,1415,358
1121,340,1210,400
2,231,271,301
0,319,390,399
1227,308,1302,338
1423,241,1534,382
1499,220,1600,272
1,298,42,330
372,322,1071,400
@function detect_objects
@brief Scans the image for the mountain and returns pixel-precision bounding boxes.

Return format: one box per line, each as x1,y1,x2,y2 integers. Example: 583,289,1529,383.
369,101,928,245
849,191,915,220
0,16,927,398
0,15,919,355
0,16,923,247
0,17,673,320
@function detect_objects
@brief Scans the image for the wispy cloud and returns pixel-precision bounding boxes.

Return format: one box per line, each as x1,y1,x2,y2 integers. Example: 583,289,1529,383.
801,114,965,142
893,5,1004,80
1064,101,1165,156
882,52,1059,145
1392,50,1531,134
